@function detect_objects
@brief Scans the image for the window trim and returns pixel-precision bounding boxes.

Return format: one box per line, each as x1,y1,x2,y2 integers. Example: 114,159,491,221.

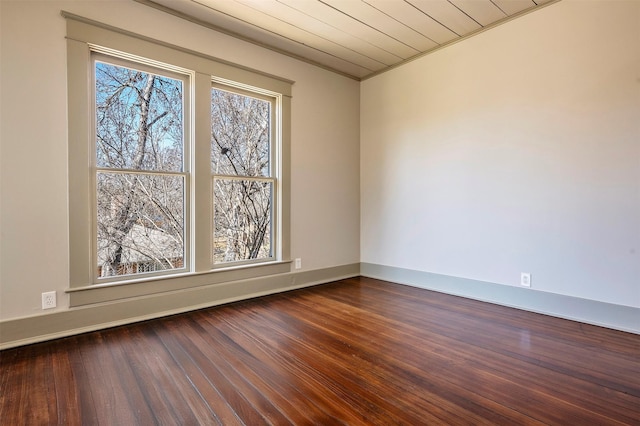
65,12,292,306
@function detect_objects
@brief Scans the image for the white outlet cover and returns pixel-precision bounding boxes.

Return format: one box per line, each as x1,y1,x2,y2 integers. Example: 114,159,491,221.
294,258,302,269
521,273,531,287
42,291,57,309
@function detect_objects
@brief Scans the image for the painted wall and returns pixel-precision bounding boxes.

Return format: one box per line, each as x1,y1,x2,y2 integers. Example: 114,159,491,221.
0,0,360,320
361,0,640,308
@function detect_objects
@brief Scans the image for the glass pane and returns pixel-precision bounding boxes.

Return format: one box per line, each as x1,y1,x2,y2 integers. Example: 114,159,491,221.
95,61,183,172
211,88,270,177
97,172,185,277
213,179,272,263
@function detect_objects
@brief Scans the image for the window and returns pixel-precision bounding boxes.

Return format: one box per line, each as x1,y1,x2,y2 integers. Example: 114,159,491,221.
66,14,291,305
211,86,275,265
94,58,188,279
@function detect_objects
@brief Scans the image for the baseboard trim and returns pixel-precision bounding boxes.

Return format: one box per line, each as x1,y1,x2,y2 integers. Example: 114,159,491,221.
361,263,639,335
5,262,634,349
0,263,360,349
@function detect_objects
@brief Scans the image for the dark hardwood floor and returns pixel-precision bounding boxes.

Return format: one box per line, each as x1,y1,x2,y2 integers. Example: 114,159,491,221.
1,277,639,425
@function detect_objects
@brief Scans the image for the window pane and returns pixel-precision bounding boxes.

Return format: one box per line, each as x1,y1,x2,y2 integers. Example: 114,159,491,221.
97,172,185,277
96,62,183,172
213,179,272,263
211,88,270,177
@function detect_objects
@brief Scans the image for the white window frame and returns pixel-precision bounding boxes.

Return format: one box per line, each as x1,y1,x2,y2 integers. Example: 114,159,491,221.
65,13,292,307
92,53,192,283
210,82,280,268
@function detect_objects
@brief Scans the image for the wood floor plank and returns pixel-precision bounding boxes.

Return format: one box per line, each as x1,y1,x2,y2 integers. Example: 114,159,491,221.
140,324,225,425
267,291,550,424
315,279,640,421
49,341,82,426
235,308,438,425
117,326,201,425
195,310,353,425
327,279,640,389
100,329,162,424
2,346,50,424
183,315,300,425
1,276,639,425
153,320,241,425
161,317,288,425
241,299,532,425
208,309,369,425
62,336,100,425
76,332,146,425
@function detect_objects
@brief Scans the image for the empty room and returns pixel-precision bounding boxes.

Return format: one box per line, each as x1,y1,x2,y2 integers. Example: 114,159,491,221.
1,0,638,424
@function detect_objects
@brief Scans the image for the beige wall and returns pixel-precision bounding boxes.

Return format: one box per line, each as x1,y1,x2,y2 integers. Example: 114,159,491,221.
361,0,640,308
0,0,360,320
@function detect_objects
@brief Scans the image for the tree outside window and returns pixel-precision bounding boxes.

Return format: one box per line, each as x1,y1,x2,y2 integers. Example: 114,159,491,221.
95,60,186,278
211,88,274,264
93,59,278,279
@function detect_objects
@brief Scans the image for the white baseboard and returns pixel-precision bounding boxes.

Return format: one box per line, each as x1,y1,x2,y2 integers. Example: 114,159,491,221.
0,264,360,349
4,262,635,350
361,263,639,335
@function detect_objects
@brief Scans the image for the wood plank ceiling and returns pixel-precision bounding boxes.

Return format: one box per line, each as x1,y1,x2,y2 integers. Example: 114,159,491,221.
137,0,556,80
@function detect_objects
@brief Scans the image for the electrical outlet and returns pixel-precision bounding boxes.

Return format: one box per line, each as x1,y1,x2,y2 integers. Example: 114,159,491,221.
520,273,531,287
42,291,56,309
294,258,302,269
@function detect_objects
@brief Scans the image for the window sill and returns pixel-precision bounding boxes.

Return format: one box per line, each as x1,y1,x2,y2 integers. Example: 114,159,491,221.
66,260,292,307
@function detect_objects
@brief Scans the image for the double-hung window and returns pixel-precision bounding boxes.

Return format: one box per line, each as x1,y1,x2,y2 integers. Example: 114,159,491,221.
211,85,276,266
94,57,188,279
66,14,291,306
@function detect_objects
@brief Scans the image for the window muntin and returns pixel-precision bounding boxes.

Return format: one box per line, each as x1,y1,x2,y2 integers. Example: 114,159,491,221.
211,87,276,265
94,57,188,279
